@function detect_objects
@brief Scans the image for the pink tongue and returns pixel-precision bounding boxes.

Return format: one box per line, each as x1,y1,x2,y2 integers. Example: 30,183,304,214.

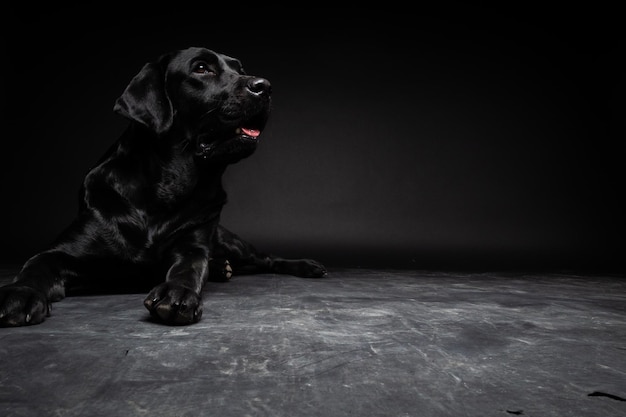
241,128,260,138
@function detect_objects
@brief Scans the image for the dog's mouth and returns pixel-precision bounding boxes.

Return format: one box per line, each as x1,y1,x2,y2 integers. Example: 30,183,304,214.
194,125,263,162
236,127,261,139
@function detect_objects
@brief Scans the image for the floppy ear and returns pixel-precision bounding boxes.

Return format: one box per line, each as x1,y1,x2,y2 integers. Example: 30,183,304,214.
113,55,174,136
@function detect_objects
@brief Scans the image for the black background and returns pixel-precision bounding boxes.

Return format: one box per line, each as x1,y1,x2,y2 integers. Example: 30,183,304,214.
1,4,624,272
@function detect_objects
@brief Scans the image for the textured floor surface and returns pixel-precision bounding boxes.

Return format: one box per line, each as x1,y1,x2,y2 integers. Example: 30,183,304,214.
1,267,625,417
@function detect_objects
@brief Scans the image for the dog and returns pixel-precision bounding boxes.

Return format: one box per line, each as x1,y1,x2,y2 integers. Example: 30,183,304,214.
0,46,327,327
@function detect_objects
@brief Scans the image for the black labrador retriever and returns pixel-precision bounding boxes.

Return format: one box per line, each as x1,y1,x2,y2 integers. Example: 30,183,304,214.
0,46,327,327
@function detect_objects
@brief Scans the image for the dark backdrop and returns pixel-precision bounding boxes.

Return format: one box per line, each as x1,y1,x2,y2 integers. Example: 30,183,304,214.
2,4,624,272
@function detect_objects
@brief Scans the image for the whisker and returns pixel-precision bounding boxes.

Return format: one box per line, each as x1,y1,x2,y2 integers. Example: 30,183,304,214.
180,139,191,152
199,107,219,121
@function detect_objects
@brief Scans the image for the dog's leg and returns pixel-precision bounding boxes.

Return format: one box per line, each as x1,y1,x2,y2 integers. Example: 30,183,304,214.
212,225,327,278
0,250,77,327
143,232,211,325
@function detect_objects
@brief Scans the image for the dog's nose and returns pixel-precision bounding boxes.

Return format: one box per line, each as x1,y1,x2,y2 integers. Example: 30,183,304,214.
247,78,272,96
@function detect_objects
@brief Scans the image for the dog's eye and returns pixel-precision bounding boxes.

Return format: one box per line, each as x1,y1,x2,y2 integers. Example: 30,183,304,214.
192,62,216,76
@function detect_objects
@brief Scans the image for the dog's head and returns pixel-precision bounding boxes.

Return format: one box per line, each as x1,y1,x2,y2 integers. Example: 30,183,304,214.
113,47,271,164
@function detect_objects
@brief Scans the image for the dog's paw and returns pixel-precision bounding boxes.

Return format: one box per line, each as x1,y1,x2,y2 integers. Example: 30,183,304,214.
208,258,233,282
272,259,328,278
0,285,50,327
144,283,203,325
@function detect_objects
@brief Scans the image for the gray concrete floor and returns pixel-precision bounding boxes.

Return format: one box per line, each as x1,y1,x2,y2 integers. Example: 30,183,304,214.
1,266,625,417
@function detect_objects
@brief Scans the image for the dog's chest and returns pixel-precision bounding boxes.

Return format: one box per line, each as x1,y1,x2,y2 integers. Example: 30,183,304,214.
103,150,202,208
80,132,232,263
153,157,199,205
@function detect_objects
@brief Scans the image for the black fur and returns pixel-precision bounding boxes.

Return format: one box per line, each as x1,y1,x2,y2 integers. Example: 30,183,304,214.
0,47,326,327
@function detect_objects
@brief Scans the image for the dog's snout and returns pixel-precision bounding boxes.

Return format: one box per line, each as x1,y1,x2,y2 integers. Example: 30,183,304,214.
247,78,271,96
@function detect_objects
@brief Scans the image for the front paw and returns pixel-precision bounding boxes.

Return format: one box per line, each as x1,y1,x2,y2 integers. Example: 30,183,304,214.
0,285,50,327
144,283,203,325
273,259,328,278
